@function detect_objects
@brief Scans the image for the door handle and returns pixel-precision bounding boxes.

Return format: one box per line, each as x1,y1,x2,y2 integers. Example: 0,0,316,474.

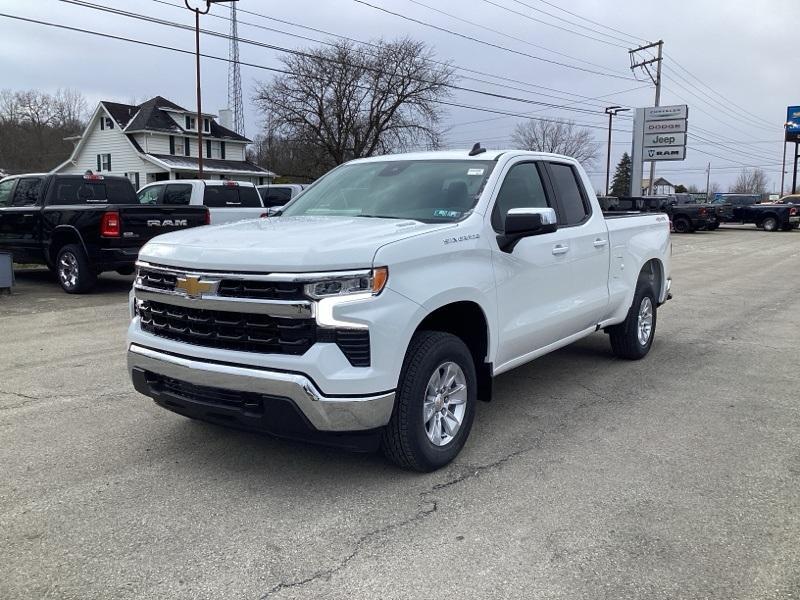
593,238,608,247
552,244,569,255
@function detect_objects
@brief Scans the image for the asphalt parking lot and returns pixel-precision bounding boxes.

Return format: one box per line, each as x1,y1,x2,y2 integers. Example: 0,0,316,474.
1,226,799,600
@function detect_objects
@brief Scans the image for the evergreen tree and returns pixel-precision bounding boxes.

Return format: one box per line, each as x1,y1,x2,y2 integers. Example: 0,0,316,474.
610,152,632,197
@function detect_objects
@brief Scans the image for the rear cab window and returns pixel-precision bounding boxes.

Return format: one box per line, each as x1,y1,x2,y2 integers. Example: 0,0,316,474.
547,162,591,226
260,187,293,207
11,177,43,207
163,184,192,206
47,176,137,205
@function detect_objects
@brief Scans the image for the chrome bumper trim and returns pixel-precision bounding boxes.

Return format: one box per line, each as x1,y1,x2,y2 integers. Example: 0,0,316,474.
133,288,314,319
136,260,371,283
127,344,394,431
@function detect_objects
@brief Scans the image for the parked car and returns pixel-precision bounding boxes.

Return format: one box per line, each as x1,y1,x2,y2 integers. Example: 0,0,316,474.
256,183,306,211
666,193,727,230
710,194,799,231
604,196,715,233
0,173,209,293
127,149,672,471
137,180,265,225
774,194,800,205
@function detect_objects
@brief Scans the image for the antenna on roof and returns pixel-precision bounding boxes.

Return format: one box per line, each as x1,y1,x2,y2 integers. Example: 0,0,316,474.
469,142,486,157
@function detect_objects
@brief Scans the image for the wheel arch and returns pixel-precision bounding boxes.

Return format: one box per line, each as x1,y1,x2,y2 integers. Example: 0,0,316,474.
48,225,87,265
413,300,494,402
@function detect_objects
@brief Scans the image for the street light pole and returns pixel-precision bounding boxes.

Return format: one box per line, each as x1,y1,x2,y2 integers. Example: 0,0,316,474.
184,0,238,179
604,106,629,196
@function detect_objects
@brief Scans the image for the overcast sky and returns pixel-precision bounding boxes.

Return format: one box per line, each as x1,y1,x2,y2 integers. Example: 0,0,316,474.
1,0,796,191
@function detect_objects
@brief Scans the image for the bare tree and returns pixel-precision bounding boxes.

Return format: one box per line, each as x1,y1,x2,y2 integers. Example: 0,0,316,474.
253,38,455,177
0,88,88,173
511,119,600,165
730,168,769,194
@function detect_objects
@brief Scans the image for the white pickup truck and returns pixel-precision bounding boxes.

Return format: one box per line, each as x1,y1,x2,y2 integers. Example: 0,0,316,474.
136,179,265,225
127,149,672,471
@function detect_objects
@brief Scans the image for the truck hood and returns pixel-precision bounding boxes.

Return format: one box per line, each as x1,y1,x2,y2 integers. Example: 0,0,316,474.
139,215,454,271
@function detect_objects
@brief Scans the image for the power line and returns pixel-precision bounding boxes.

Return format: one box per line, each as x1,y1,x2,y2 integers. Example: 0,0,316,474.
151,0,645,118
57,0,641,121
0,11,627,138
403,0,631,76
351,0,638,81
477,0,629,49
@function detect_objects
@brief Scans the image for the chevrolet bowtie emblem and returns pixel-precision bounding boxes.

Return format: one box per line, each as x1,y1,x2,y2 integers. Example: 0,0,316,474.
174,276,217,299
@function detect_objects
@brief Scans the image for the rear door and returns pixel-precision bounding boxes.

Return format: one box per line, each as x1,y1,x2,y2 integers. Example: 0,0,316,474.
0,178,19,253
543,161,610,330
2,176,45,260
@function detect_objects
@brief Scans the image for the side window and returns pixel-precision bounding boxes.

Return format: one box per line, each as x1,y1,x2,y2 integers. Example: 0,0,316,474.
548,163,590,226
11,177,43,207
203,186,239,207
0,180,15,208
491,162,549,231
163,184,192,206
137,185,163,205
237,186,263,208
261,187,293,207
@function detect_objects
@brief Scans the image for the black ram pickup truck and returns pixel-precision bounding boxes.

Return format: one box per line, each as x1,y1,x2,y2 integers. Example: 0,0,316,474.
709,194,799,231
0,173,209,293
600,195,715,233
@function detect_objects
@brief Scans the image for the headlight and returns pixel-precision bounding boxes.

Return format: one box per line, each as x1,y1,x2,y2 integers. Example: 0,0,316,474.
304,267,388,299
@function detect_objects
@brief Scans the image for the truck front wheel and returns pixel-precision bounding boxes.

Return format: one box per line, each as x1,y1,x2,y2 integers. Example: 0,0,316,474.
608,282,657,360
381,331,477,472
56,244,97,294
673,217,692,233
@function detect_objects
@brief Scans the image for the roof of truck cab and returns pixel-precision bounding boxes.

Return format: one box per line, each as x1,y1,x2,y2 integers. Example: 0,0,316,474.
347,150,576,163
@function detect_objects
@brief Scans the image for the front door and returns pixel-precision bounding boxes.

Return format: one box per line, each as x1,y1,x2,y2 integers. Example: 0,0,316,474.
491,160,577,368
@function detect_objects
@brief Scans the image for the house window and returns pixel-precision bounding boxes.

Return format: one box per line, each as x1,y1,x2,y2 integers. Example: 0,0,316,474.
97,154,112,171
169,135,175,155
100,117,114,130
206,140,212,158
184,137,191,157
220,141,226,160
203,118,210,133
126,172,140,189
185,116,196,130
173,137,185,156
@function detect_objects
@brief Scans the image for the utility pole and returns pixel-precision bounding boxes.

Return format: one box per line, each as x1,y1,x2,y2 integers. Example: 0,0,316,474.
184,0,238,178
793,142,799,194
629,40,664,196
705,162,711,201
780,131,787,196
604,106,629,196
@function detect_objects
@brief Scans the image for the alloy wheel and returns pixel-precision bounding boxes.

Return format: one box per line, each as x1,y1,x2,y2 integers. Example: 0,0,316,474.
423,362,468,447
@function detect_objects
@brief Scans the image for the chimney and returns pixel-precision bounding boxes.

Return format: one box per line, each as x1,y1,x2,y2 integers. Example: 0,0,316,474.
218,108,233,130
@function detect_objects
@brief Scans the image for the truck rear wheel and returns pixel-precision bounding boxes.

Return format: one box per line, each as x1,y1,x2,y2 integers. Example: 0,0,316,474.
56,244,97,294
608,282,657,360
381,331,477,472
761,216,778,231
673,217,692,233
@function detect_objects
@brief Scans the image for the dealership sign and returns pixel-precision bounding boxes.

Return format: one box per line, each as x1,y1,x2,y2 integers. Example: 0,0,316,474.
645,146,686,161
645,105,688,121
787,106,800,142
644,133,686,147
644,118,687,134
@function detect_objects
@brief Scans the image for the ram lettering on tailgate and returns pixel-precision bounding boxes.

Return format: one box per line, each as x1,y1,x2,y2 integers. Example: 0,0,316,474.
147,219,188,227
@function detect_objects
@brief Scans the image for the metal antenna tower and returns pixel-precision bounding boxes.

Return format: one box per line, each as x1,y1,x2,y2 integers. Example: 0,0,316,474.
227,2,245,135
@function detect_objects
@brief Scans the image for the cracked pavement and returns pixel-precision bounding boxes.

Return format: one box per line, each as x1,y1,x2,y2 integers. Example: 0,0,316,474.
1,227,799,599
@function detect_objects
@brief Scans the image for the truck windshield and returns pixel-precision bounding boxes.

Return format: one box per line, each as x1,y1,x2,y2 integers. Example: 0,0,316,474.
280,160,495,222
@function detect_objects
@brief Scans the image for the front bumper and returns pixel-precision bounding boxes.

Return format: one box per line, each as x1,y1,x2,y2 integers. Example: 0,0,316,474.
128,343,395,442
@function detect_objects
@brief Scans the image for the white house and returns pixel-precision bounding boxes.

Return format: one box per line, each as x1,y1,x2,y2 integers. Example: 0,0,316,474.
641,177,675,195
54,96,275,188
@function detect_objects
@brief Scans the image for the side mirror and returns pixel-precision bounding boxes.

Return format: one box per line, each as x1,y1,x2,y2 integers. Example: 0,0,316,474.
498,207,557,252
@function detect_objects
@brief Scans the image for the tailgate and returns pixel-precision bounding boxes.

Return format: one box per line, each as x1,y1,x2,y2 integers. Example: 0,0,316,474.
117,205,208,246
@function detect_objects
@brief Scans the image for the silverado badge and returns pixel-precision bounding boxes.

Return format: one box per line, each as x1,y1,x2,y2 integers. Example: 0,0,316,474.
174,276,217,299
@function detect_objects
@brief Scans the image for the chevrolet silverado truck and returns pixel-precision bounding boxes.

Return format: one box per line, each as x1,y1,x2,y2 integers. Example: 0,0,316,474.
0,173,209,293
136,179,266,225
126,150,672,471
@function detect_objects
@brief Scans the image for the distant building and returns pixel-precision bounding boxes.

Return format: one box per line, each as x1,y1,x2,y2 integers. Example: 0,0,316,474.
54,96,275,188
641,177,675,195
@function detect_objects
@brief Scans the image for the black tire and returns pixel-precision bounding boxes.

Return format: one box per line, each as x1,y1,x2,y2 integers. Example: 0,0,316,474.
673,217,692,233
56,244,97,294
607,281,657,360
116,265,135,276
707,222,719,230
792,223,799,229
761,216,778,232
381,331,477,472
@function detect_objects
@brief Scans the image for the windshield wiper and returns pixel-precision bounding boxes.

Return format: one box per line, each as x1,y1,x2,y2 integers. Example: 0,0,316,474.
357,214,418,221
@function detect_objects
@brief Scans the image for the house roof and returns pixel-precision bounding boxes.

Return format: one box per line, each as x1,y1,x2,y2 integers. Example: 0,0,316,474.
147,154,276,177
100,96,251,142
641,177,674,188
